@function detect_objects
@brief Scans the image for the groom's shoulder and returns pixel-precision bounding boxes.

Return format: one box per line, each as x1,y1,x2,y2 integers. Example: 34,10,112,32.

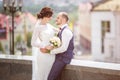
63,28,73,36
65,27,73,32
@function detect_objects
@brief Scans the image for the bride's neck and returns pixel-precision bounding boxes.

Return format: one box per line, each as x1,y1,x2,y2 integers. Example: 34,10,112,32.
40,19,47,25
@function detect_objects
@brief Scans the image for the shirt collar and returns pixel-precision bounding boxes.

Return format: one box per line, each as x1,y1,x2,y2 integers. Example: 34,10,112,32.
60,24,68,29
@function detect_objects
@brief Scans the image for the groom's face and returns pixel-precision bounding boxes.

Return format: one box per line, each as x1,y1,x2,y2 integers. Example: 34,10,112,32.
56,14,62,26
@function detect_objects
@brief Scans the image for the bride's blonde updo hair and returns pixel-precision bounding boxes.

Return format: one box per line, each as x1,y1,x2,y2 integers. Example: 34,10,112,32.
37,7,53,19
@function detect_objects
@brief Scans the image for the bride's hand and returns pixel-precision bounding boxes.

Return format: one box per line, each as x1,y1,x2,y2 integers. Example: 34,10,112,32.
40,48,49,53
45,45,54,50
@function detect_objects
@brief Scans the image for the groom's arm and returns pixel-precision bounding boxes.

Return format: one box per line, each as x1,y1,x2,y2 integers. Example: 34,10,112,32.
50,29,73,54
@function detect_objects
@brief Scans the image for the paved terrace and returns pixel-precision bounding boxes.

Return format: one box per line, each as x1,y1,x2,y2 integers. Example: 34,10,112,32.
0,54,120,80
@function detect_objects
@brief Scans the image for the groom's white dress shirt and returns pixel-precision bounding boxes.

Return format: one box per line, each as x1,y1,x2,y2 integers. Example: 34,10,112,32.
50,24,73,54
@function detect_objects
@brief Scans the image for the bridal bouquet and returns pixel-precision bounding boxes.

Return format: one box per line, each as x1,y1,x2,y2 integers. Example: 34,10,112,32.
49,36,61,48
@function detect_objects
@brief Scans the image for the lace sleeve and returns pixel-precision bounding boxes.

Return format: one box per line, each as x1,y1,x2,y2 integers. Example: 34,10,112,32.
47,23,59,35
31,24,44,48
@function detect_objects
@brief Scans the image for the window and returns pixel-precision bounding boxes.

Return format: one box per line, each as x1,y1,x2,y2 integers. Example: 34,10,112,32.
101,21,110,53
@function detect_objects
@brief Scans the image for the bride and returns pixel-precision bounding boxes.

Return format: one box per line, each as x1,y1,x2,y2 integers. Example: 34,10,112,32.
31,7,58,80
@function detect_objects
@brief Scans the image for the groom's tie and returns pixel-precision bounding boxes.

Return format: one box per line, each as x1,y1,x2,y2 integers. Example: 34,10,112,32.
59,27,62,30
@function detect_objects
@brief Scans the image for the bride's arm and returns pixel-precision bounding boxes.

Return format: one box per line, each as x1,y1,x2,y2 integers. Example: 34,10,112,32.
52,26,59,32
48,23,59,32
31,25,44,48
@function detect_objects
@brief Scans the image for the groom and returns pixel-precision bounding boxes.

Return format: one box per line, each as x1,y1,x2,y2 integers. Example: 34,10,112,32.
41,12,74,80
48,12,74,80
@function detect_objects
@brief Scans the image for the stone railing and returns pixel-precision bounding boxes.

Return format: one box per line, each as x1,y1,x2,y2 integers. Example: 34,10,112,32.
0,54,120,80
60,60,120,80
0,55,32,80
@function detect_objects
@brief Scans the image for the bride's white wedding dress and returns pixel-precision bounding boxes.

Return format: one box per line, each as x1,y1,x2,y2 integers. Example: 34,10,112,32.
31,20,56,80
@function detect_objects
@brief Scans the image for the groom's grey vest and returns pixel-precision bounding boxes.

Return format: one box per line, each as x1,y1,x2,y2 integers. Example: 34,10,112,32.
57,26,74,64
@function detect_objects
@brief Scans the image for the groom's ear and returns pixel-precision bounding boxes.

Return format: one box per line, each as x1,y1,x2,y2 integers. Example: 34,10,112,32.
61,18,66,23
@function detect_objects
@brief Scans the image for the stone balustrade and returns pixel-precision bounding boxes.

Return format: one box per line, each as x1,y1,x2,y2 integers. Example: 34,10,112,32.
0,54,120,80
0,55,32,80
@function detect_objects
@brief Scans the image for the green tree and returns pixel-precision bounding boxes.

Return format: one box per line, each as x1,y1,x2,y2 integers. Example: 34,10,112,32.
0,42,4,53
16,34,22,43
27,32,32,48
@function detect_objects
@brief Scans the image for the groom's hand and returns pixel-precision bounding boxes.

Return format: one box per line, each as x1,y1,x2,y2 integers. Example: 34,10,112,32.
40,48,49,53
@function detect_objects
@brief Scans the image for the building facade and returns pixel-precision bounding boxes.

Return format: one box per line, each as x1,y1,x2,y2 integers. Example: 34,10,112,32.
91,0,120,62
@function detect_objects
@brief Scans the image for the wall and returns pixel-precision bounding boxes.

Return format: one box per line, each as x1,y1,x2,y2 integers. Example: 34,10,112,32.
91,11,115,61
0,56,32,80
0,55,120,80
